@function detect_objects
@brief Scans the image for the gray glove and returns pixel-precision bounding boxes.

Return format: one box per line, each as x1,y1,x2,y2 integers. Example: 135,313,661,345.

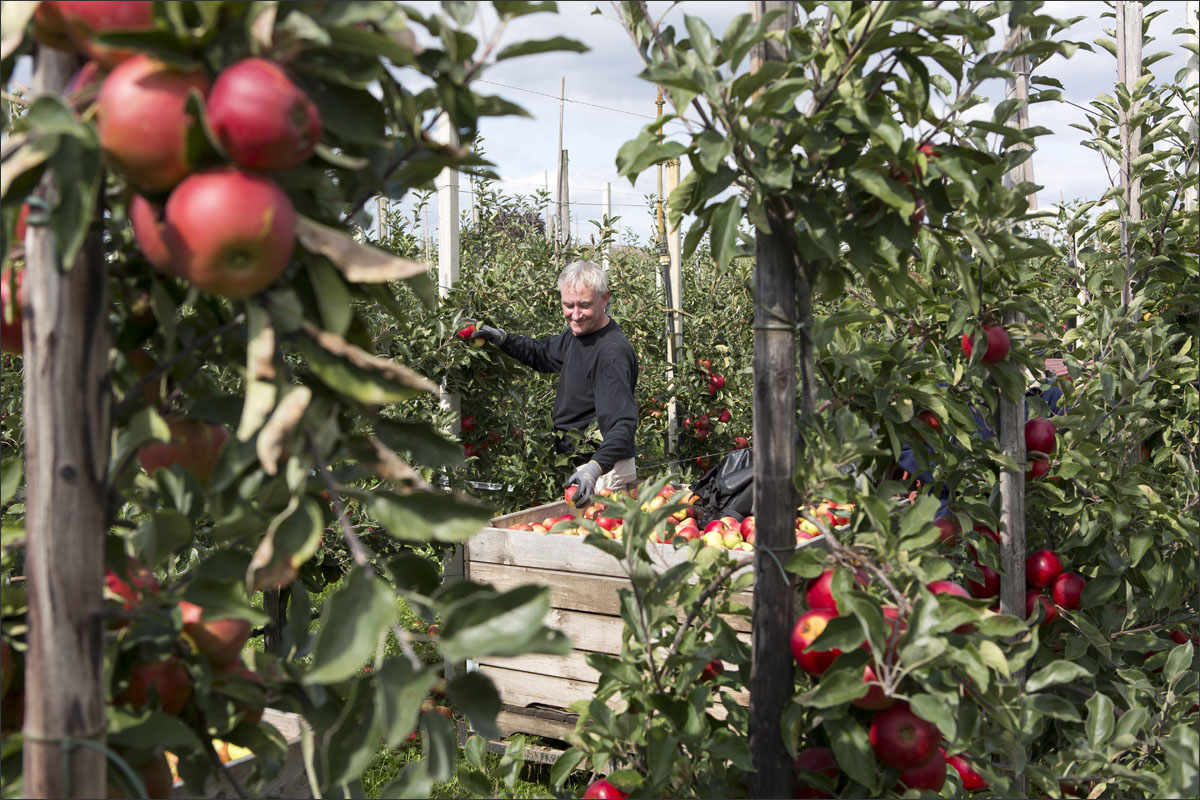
564,460,603,508
461,319,506,345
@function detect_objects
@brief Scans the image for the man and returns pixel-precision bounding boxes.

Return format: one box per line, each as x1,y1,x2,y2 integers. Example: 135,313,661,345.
466,260,638,507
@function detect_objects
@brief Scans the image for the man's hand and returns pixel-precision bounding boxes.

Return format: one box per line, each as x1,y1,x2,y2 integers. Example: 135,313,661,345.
564,460,603,508
459,319,506,346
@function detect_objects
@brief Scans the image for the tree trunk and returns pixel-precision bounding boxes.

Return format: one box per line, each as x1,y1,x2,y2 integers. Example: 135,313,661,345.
22,47,111,799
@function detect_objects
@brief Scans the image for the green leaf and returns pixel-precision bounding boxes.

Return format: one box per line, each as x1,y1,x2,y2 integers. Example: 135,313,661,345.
708,196,742,270
1164,642,1194,684
797,658,871,709
447,671,502,740
910,693,955,742
1165,723,1199,799
377,660,438,747
849,167,914,217
1023,693,1082,722
366,490,491,543
495,36,587,61
439,584,569,662
825,714,877,790
107,709,205,750
373,418,464,469
305,258,353,337
1026,660,1093,692
0,457,20,505
249,496,324,590
304,567,397,684
809,614,866,653
550,747,586,788
1085,691,1114,751
293,332,432,405
380,759,432,799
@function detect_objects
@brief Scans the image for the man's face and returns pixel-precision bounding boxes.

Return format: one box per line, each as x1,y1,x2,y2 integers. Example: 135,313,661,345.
561,281,609,337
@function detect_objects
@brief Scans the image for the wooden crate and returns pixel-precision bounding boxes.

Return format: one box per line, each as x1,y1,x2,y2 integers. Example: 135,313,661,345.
466,499,828,741
170,709,309,799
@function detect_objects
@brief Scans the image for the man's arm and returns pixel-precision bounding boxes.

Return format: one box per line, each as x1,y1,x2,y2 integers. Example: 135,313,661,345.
589,353,638,472
500,330,569,374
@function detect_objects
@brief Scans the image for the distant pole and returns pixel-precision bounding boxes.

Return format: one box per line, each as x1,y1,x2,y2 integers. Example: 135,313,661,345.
560,150,571,250
556,76,566,251
1185,1,1198,209
747,3,798,798
665,158,683,450
377,196,387,242
601,181,612,270
1116,1,1143,311
436,112,461,423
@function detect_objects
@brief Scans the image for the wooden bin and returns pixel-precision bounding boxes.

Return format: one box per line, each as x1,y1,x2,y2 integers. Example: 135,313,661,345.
466,499,772,742
170,709,310,799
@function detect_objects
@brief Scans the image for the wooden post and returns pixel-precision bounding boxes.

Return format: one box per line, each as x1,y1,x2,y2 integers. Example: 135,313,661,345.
22,46,110,799
601,181,612,270
748,3,797,798
998,21,1035,624
1000,21,1037,794
376,196,387,242
665,159,683,452
556,77,566,250
559,151,570,250
1116,1,1143,311
1184,1,1198,209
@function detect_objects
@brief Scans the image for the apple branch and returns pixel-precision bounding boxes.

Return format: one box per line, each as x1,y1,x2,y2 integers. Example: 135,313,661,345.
306,431,371,570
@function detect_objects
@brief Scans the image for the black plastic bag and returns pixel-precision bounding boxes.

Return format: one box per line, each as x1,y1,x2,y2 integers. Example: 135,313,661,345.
690,449,754,525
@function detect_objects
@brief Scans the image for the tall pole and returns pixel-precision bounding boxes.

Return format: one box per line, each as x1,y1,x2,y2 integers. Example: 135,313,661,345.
1184,1,1198,209
1116,1,1143,312
556,76,566,251
1000,19,1035,794
376,196,387,242
601,181,612,270
654,88,677,454
23,46,110,798
747,3,797,797
665,158,682,451
436,112,461,424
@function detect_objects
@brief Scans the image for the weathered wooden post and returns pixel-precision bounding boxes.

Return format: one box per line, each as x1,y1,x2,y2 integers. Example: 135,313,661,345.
22,45,110,798
1187,1,1199,210
747,2,799,797
1116,1,1143,312
438,113,464,593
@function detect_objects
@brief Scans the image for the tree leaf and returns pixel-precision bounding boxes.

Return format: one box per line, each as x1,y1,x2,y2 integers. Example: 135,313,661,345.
1026,660,1093,692
256,385,310,477
495,36,588,61
237,304,278,442
825,714,878,790
438,584,570,662
708,196,742,270
551,748,586,788
376,659,438,747
367,489,491,543
305,566,397,684
447,670,502,740
295,216,434,301
249,496,324,591
1085,691,1114,751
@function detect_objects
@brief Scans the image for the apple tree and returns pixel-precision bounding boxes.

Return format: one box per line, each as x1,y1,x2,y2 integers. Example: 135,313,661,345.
545,2,1197,798
0,1,586,797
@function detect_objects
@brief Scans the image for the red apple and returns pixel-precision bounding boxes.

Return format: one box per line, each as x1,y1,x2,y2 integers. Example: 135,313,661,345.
733,436,750,449
1051,573,1086,610
119,658,192,715
105,559,160,611
207,58,322,172
1025,550,1063,589
739,515,756,541
868,701,940,770
51,1,155,66
699,659,724,683
457,324,476,339
934,516,958,546
806,570,839,612
163,166,296,298
961,325,1010,365
596,517,621,532
916,410,942,438
460,416,477,432
564,484,579,505
791,609,841,675
1,268,24,354
966,563,1001,599
792,746,839,799
137,417,229,486
583,778,628,799
946,750,989,792
927,580,971,599
9,203,30,252
1027,457,1051,480
216,657,265,725
1026,590,1058,626
508,522,533,531
97,54,211,190
180,601,251,667
897,746,946,791
852,663,894,710
1024,417,1057,455
718,408,732,423
129,194,173,274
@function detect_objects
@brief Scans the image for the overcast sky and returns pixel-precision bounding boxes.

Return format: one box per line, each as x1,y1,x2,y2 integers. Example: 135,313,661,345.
401,0,1196,246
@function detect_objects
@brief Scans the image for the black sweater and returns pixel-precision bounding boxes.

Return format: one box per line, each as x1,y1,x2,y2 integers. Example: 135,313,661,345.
499,319,638,471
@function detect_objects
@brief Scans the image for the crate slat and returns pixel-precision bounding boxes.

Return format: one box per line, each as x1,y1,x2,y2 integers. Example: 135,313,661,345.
478,650,601,685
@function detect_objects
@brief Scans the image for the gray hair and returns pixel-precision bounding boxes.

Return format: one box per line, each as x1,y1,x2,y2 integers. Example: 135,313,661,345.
558,260,608,295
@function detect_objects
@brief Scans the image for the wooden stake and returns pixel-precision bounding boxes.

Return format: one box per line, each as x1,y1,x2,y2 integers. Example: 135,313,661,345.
665,159,682,452
556,76,566,250
1117,1,1143,311
22,46,109,799
747,3,798,798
